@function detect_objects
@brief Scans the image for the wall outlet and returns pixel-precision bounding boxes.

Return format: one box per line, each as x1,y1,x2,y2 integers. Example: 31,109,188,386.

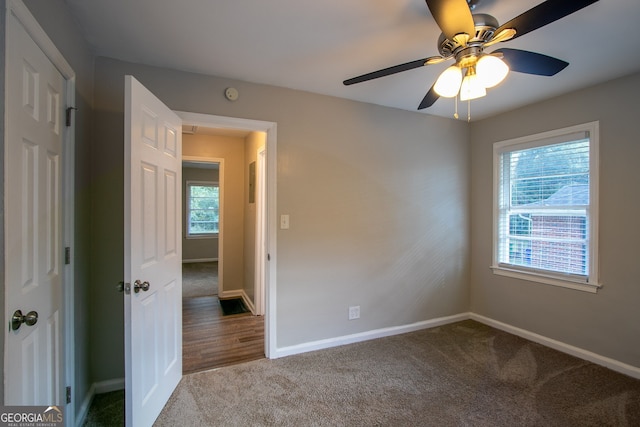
348,306,360,320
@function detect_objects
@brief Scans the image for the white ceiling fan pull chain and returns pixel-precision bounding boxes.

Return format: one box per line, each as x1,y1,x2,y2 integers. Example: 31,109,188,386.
454,95,459,119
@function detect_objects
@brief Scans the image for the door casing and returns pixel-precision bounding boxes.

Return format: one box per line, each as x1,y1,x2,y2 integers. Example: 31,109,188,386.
176,111,277,358
255,146,266,316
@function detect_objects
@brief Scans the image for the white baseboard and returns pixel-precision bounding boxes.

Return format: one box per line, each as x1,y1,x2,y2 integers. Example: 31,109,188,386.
182,258,217,263
273,313,470,359
94,377,125,394
75,383,95,427
218,289,243,299
241,292,256,314
272,312,640,380
470,313,640,380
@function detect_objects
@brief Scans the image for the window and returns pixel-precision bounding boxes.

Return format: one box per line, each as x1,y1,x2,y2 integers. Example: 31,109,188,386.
186,181,219,237
492,122,600,292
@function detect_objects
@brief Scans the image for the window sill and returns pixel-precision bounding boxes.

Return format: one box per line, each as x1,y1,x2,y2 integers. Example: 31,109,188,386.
186,234,218,240
490,265,602,293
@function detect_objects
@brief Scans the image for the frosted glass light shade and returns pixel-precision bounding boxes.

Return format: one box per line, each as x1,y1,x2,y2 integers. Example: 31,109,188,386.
459,73,486,101
476,55,509,88
433,66,462,98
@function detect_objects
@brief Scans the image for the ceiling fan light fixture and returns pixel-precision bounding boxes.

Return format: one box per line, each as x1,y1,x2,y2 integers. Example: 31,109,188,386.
476,55,509,88
343,0,600,112
459,67,486,101
434,66,462,98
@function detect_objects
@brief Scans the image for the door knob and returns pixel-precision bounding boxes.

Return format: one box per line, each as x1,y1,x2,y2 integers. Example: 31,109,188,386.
133,280,150,293
116,281,132,294
11,310,38,331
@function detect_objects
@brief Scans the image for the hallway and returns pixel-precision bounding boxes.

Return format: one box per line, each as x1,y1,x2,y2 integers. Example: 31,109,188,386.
182,262,265,374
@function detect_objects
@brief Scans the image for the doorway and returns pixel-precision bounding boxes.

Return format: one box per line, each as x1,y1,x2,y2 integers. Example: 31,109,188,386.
181,126,267,373
176,112,276,363
120,82,277,424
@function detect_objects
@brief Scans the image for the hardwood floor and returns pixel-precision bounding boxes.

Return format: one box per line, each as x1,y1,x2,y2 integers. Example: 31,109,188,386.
182,296,265,375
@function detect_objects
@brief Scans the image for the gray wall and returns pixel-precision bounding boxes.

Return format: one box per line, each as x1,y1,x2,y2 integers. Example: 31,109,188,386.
18,0,94,416
90,56,470,379
470,71,640,368
182,166,219,262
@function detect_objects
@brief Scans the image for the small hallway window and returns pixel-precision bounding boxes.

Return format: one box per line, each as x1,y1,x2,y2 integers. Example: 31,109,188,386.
187,181,219,236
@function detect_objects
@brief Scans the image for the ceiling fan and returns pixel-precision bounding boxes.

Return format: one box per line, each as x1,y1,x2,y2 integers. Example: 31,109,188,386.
343,0,600,113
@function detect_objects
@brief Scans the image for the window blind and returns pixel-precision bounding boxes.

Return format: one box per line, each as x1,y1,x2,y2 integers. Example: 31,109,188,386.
497,134,590,278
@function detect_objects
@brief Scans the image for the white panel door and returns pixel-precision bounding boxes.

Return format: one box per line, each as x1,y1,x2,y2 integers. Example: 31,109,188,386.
124,75,182,427
4,9,65,405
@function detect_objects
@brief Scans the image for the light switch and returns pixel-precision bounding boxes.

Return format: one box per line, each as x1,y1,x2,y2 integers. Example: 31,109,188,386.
280,214,290,229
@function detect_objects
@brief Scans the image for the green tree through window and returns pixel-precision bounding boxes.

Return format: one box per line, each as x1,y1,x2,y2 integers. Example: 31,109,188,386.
187,182,219,235
511,140,589,206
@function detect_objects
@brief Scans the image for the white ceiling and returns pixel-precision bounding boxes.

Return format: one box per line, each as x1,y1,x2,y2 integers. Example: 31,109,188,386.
63,0,640,121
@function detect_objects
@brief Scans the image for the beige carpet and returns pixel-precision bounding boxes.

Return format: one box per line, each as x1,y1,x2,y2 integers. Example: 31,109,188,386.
182,262,218,298
155,320,640,426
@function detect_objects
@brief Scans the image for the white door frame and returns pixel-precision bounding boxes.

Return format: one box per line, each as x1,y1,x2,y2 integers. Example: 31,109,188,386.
254,146,266,316
4,0,76,423
176,111,277,358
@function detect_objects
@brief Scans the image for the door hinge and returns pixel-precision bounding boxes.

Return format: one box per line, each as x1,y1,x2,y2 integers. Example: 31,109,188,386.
66,386,71,404
65,106,77,127
65,247,71,265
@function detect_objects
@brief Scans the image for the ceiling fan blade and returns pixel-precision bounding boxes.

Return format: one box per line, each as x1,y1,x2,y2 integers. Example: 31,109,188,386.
343,57,441,86
425,0,475,41
494,48,568,76
418,84,439,110
496,0,599,41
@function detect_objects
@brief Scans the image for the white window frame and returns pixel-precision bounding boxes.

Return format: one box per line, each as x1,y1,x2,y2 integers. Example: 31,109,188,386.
186,180,219,239
491,121,601,293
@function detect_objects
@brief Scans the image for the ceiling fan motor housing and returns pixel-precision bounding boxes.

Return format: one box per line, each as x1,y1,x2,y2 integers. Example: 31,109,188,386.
437,13,498,59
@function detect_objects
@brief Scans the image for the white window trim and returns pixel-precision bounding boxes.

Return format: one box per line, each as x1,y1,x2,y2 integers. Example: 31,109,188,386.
186,180,219,239
491,121,602,293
